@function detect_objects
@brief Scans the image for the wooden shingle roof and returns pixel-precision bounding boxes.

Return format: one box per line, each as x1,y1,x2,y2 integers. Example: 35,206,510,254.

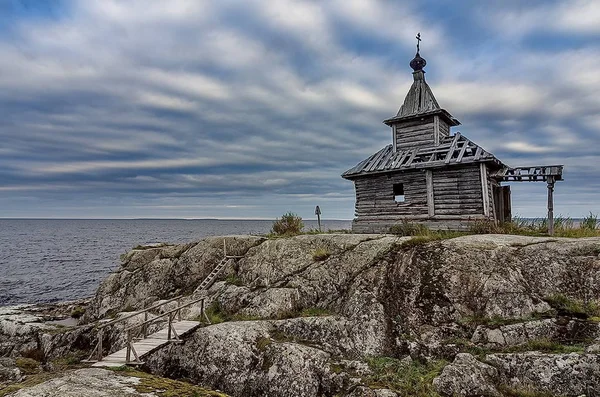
383,70,460,127
342,133,504,179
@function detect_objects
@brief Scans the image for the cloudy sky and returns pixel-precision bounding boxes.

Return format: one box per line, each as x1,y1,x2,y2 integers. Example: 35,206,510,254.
0,0,599,219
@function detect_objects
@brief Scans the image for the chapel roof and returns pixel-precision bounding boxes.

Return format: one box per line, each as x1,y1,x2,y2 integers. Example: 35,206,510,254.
342,133,505,179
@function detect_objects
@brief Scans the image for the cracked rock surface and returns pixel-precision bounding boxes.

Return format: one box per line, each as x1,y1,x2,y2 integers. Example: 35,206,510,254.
5,234,600,397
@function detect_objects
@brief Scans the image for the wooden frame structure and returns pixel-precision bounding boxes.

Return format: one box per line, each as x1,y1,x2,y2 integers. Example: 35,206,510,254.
493,166,564,235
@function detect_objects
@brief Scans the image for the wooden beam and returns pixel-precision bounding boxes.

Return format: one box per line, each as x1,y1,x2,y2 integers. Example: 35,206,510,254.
426,170,434,216
480,163,490,217
433,115,440,146
456,141,469,163
392,125,397,152
444,133,461,164
548,176,555,236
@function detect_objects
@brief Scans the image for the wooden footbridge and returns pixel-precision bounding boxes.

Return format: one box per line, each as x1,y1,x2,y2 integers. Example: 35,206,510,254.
85,239,243,367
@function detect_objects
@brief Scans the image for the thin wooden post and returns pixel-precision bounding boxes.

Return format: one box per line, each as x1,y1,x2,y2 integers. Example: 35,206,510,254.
143,311,148,337
201,299,211,324
480,163,490,217
126,330,131,363
547,176,555,236
426,170,434,217
97,329,103,362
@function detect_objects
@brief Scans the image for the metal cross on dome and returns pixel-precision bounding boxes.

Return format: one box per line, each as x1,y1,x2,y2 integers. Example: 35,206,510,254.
416,32,421,53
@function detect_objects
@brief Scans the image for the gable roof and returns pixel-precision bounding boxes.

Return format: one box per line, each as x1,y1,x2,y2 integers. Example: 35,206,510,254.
342,133,504,179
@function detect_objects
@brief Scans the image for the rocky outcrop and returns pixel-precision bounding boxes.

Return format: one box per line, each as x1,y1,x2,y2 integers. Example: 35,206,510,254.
5,233,600,396
88,236,266,319
434,352,600,396
0,302,93,361
486,352,600,396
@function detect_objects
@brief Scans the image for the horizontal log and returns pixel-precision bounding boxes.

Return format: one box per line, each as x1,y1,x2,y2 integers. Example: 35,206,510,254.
394,117,434,128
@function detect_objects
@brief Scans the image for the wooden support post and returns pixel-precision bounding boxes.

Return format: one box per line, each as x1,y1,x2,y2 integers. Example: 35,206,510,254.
223,239,226,257
131,344,141,363
201,299,211,324
143,311,148,337
433,115,440,146
126,331,131,363
480,163,490,217
547,176,555,236
426,170,434,217
167,313,172,340
97,329,103,362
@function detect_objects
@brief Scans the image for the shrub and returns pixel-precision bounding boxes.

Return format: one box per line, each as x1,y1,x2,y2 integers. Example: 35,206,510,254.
312,247,331,261
271,212,304,236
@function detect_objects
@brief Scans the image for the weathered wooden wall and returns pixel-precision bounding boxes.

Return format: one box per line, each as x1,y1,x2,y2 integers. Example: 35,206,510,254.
353,170,428,220
394,117,435,149
351,164,499,233
432,164,484,215
393,115,452,150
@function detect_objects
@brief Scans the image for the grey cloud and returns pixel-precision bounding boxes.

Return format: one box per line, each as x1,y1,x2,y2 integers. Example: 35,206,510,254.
0,0,598,219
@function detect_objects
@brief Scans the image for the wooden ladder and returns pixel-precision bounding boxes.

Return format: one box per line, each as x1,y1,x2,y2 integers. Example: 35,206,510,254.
194,239,244,294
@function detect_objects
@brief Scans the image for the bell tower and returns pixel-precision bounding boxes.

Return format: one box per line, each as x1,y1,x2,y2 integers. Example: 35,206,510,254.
383,33,460,151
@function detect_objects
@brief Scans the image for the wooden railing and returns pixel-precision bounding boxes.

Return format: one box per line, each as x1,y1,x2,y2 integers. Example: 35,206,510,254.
122,295,209,364
84,295,204,363
84,238,242,364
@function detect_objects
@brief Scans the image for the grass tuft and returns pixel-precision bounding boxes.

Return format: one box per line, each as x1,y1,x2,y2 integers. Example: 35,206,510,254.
503,338,585,354
111,368,227,396
365,356,447,396
543,294,600,319
70,305,86,319
225,274,244,286
300,307,331,317
255,337,272,352
312,247,331,261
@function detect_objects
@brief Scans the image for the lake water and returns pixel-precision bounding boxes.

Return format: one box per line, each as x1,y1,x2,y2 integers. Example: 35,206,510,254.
0,219,351,306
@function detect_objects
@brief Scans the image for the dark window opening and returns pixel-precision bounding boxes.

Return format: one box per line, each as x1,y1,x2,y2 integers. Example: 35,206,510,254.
393,183,405,203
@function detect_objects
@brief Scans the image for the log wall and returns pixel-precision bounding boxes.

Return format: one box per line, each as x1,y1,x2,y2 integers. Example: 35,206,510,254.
351,164,497,233
432,164,485,215
353,170,429,218
394,116,435,149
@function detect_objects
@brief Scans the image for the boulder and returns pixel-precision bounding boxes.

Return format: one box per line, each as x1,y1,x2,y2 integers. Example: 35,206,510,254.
0,357,22,383
433,353,501,397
